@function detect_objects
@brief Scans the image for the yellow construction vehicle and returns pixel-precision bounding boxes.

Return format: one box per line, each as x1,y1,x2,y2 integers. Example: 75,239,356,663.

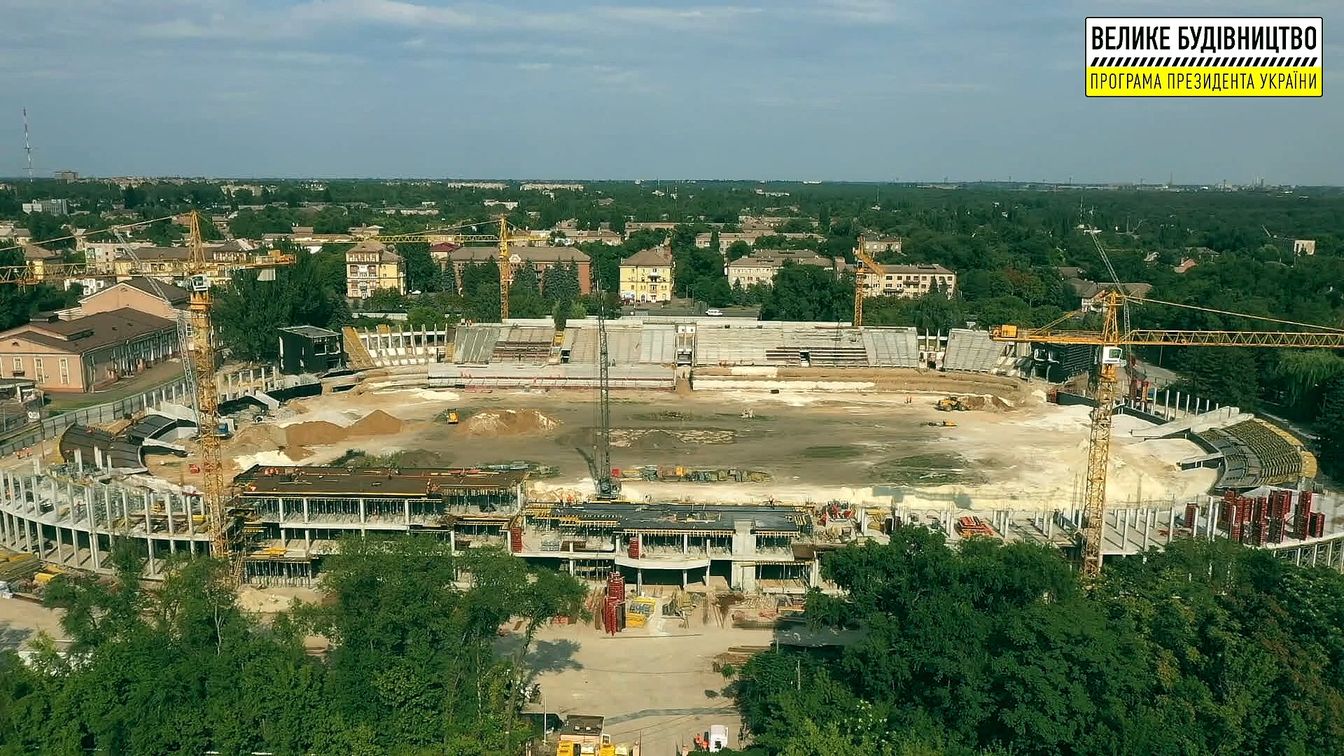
927,420,958,427
446,411,460,424
935,396,968,411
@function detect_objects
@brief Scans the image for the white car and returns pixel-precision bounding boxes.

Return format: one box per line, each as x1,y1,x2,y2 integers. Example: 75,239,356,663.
705,308,724,317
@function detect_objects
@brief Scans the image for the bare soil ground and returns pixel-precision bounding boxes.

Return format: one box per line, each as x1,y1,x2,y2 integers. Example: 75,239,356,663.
207,374,1212,511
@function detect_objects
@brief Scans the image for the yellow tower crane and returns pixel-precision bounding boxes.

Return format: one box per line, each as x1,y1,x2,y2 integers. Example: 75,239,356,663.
0,211,294,580
851,236,884,328
363,216,526,318
991,290,1344,579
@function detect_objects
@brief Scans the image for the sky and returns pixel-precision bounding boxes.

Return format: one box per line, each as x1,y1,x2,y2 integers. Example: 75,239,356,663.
2,0,1340,183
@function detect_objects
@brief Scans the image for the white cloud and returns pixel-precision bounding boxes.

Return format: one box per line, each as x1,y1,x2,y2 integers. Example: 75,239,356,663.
288,0,479,28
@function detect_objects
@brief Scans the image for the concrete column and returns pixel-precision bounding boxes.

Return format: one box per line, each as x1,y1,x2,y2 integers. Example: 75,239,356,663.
449,529,455,556
636,568,642,593
1167,508,1176,544
1143,511,1151,550
86,489,99,571
305,528,312,557
278,499,286,524
681,569,686,589
53,525,64,564
165,495,175,536
404,500,411,525
303,497,309,522
144,494,156,575
186,494,195,535
682,534,688,554
359,498,366,523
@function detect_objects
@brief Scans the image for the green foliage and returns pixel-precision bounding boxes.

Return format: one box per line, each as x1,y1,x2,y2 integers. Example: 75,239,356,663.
213,252,350,361
0,537,583,754
398,242,438,292
760,264,851,322
1318,375,1344,479
736,530,1344,755
24,212,70,249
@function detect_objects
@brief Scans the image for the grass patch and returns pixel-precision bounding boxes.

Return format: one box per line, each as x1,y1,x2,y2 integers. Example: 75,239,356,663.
802,445,864,460
869,452,980,486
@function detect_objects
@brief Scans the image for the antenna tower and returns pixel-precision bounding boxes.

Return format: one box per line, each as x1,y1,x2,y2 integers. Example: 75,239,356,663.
22,108,33,181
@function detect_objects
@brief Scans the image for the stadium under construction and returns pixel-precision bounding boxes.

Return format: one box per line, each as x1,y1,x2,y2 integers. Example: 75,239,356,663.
0,318,1337,587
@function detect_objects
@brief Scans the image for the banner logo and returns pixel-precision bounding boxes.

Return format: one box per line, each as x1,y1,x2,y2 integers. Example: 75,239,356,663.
1086,18,1322,97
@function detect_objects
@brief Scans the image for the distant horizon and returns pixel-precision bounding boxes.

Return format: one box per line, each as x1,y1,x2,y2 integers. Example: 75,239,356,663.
6,1,1339,185
4,175,1341,189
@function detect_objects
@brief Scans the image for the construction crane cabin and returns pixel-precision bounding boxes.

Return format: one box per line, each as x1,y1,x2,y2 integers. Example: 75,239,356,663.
991,291,1344,579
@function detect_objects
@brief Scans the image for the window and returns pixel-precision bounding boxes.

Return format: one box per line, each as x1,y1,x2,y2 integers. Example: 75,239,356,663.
59,358,70,385
11,357,20,375
34,358,45,383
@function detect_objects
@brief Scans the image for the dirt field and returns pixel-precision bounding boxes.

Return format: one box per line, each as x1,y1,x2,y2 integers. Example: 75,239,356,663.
210,376,1215,511
0,599,66,651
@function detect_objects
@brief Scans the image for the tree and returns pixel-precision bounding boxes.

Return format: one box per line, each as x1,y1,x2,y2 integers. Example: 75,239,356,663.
726,240,752,261
760,264,851,322
552,299,570,331
1318,375,1344,478
440,261,459,294
398,242,438,293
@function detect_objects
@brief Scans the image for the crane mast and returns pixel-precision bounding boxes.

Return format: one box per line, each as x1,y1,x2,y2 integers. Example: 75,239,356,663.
593,286,618,499
183,213,236,573
851,236,884,328
993,289,1344,579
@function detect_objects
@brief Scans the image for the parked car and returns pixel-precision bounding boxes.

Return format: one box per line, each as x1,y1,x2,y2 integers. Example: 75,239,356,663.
705,308,724,317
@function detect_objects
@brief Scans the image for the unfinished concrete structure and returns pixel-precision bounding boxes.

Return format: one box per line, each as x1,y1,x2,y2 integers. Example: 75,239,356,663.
515,501,824,593
232,465,526,584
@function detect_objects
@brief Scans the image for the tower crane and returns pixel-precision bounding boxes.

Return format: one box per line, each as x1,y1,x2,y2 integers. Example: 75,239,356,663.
361,216,536,319
0,212,294,580
851,236,885,327
991,291,1344,579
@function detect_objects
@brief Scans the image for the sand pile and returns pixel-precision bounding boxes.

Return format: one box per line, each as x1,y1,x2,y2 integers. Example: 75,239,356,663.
463,409,559,437
283,420,348,448
232,423,286,454
346,410,403,437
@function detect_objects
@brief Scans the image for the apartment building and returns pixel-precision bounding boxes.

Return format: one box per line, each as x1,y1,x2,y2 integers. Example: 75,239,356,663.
345,241,406,300
725,249,839,288
858,263,957,299
619,247,674,303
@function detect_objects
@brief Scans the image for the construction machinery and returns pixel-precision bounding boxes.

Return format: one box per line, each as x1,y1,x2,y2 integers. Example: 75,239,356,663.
935,396,969,412
588,279,621,500
991,290,1344,579
851,236,884,328
0,212,294,579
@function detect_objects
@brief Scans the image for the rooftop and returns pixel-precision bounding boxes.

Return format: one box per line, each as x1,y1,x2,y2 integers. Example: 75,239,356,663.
234,465,527,498
2,308,175,354
621,247,673,267
83,277,190,306
872,263,955,275
531,501,808,535
438,245,591,264
730,249,834,268
279,325,340,339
